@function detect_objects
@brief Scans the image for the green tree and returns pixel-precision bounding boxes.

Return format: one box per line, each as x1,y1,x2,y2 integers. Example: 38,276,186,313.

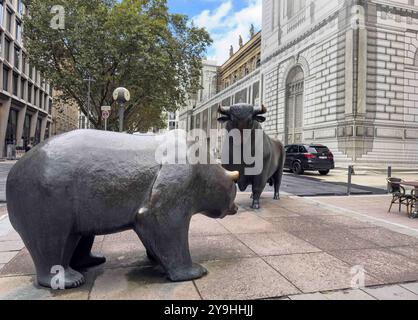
23,0,212,132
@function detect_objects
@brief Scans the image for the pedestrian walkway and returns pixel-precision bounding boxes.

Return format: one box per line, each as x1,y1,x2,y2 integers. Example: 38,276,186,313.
1,194,418,300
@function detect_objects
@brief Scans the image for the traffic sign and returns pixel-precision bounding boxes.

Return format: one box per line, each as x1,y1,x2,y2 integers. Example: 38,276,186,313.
102,110,110,120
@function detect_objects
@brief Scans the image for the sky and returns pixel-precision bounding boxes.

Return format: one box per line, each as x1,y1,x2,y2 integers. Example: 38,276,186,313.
168,0,262,65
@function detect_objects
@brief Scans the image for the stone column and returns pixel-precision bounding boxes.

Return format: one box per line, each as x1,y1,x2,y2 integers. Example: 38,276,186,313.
16,106,27,147
40,116,48,142
0,99,11,157
30,110,39,140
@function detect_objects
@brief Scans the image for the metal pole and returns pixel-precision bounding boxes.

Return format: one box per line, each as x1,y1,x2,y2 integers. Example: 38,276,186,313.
119,103,125,132
104,118,107,132
348,165,353,196
87,78,91,129
387,166,392,194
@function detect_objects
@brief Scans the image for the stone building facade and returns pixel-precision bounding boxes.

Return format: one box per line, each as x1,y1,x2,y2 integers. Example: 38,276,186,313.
0,0,53,157
180,0,418,167
51,92,79,136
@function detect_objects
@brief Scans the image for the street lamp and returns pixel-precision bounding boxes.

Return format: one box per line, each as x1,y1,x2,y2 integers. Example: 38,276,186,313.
113,87,131,132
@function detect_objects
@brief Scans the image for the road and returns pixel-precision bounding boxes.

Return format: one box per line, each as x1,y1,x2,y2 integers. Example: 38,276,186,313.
0,163,386,205
0,162,14,203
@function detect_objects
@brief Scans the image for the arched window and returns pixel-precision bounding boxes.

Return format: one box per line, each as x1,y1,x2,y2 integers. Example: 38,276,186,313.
285,66,305,144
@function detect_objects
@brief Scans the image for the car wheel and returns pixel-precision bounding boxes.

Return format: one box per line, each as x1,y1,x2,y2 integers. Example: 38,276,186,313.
319,170,330,176
292,162,304,175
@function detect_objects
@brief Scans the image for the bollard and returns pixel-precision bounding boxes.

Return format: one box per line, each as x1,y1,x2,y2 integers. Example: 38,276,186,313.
387,166,392,194
347,165,353,196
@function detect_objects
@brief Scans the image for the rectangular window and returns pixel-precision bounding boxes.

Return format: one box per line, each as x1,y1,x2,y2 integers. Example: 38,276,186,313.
5,38,10,61
14,46,20,69
15,20,22,43
28,84,32,103
12,72,18,96
0,1,4,27
3,66,9,91
22,52,26,73
20,79,25,99
18,0,24,15
6,9,12,33
34,88,38,106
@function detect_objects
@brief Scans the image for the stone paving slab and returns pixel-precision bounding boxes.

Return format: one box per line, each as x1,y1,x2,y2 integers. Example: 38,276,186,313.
291,228,379,251
90,267,201,300
400,282,418,295
236,232,321,256
195,258,300,300
0,251,18,264
265,252,379,294
390,246,418,262
363,285,418,300
349,228,418,248
190,235,256,262
321,289,376,300
329,249,418,285
217,212,277,234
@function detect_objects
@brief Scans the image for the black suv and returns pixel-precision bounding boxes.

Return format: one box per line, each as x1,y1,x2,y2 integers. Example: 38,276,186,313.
284,144,335,175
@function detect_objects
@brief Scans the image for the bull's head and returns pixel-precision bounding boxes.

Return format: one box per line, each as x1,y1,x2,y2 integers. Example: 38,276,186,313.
217,104,267,131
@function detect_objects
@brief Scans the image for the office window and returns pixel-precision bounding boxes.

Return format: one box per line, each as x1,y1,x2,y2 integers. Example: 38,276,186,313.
34,87,38,106
3,66,9,91
18,0,24,15
12,72,18,96
0,1,4,27
29,64,33,78
28,83,32,103
6,9,12,33
14,46,20,69
20,79,25,99
4,38,10,61
15,20,22,42
22,52,26,73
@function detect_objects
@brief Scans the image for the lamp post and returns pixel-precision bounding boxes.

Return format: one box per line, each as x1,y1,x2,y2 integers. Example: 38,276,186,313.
83,77,95,129
113,87,130,132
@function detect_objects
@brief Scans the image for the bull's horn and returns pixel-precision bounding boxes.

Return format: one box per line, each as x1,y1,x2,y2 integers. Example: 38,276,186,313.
218,105,231,115
225,170,240,182
253,104,267,115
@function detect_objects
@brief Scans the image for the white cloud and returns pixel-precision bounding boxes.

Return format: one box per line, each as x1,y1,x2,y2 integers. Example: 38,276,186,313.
193,0,262,65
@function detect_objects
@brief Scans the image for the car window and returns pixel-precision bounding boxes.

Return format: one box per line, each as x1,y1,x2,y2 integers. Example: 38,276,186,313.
299,146,307,153
288,146,298,153
308,146,330,154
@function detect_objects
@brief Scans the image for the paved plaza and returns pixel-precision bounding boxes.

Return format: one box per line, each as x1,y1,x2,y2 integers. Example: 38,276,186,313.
1,193,418,300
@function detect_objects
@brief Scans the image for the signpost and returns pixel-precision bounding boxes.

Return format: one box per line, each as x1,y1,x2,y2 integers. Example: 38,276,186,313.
101,106,111,131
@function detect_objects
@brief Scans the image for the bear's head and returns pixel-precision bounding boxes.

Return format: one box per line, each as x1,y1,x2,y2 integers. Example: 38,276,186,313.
195,165,239,219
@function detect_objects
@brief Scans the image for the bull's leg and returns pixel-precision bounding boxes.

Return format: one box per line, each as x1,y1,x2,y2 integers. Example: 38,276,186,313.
135,211,207,282
70,236,106,270
273,166,284,200
21,231,85,289
251,177,266,209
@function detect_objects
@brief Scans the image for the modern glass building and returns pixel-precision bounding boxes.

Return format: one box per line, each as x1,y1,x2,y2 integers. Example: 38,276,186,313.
0,0,52,157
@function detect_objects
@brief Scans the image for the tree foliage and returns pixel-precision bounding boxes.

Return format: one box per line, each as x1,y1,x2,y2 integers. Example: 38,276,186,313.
23,0,212,132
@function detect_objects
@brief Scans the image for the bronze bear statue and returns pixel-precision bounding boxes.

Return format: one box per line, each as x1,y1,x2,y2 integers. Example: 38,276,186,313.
6,130,239,289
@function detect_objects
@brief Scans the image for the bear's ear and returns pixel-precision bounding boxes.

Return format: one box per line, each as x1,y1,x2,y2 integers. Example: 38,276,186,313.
254,116,266,123
218,116,230,123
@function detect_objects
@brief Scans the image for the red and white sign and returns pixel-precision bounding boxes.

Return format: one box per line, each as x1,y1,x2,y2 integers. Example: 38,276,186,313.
102,110,110,120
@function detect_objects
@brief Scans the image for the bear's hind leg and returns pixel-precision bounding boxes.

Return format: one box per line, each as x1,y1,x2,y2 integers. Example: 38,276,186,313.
70,236,106,270
24,232,86,289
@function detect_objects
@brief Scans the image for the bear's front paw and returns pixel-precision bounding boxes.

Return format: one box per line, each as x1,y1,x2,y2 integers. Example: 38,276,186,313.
168,263,208,282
